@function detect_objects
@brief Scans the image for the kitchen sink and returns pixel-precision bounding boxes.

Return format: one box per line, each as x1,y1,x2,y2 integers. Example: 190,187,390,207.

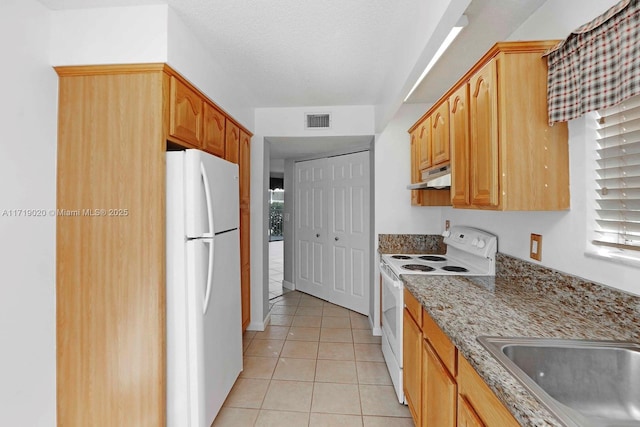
477,336,640,427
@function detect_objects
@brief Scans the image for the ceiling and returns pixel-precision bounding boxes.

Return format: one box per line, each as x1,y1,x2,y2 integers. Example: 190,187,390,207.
39,0,549,161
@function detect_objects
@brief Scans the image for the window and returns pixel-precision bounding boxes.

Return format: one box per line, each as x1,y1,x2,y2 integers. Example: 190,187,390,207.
592,94,640,257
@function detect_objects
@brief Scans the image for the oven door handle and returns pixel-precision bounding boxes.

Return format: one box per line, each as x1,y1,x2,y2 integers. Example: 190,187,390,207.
380,262,402,288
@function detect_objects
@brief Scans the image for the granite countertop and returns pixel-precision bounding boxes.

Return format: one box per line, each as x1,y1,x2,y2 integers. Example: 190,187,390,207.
401,270,640,427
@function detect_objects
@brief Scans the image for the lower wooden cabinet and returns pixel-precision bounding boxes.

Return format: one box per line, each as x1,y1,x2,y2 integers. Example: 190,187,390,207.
403,290,519,427
423,339,457,427
457,356,520,427
403,308,423,425
458,395,485,427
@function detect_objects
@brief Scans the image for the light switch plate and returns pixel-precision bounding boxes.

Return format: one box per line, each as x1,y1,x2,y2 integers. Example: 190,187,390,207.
530,233,542,261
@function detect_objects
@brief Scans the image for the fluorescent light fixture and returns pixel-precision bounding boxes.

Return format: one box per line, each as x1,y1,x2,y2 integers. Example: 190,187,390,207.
404,15,468,102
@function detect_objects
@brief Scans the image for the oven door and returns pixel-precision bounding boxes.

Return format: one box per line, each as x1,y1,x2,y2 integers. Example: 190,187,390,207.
380,262,403,365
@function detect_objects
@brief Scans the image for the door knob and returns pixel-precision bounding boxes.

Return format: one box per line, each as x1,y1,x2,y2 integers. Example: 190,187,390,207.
334,237,339,241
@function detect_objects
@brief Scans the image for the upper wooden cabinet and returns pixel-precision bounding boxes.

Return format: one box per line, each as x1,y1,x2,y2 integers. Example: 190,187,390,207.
409,126,452,207
203,101,226,157
409,41,569,211
450,84,470,206
410,129,422,206
417,119,431,171
169,76,203,148
469,60,500,208
431,101,450,167
225,121,240,164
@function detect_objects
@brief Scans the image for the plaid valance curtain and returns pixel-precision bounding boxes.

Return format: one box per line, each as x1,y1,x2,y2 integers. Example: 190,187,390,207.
544,0,640,124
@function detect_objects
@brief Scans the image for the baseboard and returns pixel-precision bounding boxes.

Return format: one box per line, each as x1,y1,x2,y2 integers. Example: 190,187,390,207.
246,311,270,332
369,316,382,336
282,280,295,290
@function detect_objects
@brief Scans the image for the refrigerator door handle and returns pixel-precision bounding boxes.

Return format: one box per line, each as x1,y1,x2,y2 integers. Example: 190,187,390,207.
202,238,215,315
200,162,214,239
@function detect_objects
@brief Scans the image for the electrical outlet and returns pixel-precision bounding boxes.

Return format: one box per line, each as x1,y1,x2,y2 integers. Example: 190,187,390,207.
530,233,542,261
445,220,450,231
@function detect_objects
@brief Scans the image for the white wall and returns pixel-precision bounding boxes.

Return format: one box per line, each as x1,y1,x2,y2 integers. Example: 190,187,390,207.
246,134,269,330
443,0,640,295
374,103,444,236
50,5,168,65
50,5,256,129
166,8,255,129
255,105,375,136
375,0,471,133
0,1,57,425
251,105,376,325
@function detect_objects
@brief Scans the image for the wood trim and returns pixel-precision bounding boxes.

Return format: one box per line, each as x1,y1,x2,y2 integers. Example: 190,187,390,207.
408,40,560,133
54,63,253,138
56,71,166,426
54,63,166,76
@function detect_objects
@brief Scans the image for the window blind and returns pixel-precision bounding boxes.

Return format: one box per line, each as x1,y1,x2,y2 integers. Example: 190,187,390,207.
594,94,640,251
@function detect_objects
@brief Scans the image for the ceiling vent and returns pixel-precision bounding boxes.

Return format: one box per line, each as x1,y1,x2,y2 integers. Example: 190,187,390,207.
305,113,331,129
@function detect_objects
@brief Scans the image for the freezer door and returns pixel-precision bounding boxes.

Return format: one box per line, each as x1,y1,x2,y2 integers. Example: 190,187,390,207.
185,149,239,238
186,230,242,427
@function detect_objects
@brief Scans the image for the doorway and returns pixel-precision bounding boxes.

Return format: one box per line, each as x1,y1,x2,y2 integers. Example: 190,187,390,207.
269,176,285,299
294,150,371,314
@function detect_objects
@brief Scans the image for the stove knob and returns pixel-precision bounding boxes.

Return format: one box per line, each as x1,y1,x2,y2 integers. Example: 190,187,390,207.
477,239,486,249
471,238,479,247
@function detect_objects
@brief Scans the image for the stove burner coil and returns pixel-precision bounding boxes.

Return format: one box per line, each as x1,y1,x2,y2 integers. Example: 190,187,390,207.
442,266,469,272
402,264,435,272
418,255,447,262
391,255,413,260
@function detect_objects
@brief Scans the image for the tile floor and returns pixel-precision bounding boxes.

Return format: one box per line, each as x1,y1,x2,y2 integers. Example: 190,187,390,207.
269,240,285,300
213,290,414,427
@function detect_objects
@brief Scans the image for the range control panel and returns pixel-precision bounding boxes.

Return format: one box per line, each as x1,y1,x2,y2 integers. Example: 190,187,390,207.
443,226,498,259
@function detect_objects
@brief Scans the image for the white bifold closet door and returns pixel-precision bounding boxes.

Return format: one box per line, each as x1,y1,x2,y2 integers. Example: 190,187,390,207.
295,151,370,315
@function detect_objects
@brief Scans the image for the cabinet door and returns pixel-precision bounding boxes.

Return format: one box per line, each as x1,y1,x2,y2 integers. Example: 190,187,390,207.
202,102,225,157
169,76,203,148
403,309,422,425
431,102,450,166
458,356,520,427
422,339,456,427
469,60,499,208
410,129,422,206
458,396,485,427
225,121,240,164
418,119,431,171
239,130,251,331
450,84,470,207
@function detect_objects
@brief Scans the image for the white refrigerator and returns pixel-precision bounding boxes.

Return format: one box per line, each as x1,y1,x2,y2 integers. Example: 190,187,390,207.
166,149,243,427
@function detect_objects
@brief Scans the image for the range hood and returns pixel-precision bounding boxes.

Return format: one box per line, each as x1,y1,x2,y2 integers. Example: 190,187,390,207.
406,165,451,190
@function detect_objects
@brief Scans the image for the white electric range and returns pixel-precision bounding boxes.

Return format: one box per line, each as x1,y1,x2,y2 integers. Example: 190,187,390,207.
380,226,498,403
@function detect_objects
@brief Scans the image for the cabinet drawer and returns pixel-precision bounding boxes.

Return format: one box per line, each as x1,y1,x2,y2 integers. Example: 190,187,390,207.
457,356,519,427
422,309,457,376
403,288,422,325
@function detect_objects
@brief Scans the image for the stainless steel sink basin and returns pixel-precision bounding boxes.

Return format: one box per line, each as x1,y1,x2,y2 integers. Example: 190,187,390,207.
477,336,640,427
